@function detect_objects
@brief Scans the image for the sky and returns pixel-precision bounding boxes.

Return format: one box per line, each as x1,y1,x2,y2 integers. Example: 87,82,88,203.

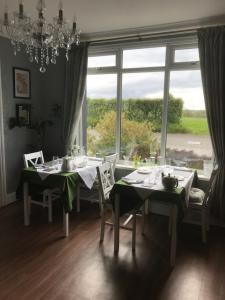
87,47,205,110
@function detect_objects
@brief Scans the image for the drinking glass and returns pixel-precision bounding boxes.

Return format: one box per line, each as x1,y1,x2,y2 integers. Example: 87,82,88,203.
52,156,59,168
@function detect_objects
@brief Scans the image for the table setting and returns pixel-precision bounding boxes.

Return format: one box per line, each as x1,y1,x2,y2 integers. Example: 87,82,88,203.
34,156,103,189
111,165,196,266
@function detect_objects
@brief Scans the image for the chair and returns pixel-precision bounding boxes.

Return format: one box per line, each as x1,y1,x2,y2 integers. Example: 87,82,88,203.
23,151,59,222
188,167,217,243
104,153,119,174
97,162,140,251
77,154,118,213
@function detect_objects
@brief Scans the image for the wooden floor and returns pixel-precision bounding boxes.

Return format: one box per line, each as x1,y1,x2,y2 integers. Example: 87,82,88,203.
0,201,225,300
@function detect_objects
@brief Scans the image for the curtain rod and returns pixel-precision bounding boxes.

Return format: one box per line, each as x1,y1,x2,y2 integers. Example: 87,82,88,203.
84,18,225,45
87,28,197,45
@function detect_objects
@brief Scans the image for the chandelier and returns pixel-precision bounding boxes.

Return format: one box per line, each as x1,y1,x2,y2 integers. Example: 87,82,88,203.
0,0,81,73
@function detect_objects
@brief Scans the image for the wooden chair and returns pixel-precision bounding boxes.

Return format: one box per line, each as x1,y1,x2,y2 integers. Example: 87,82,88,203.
104,153,119,174
77,154,118,213
23,151,59,222
188,166,217,243
97,162,140,251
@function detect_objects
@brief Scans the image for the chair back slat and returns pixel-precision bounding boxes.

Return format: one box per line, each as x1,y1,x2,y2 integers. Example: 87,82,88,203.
203,166,218,206
104,153,118,174
97,162,115,206
23,151,44,168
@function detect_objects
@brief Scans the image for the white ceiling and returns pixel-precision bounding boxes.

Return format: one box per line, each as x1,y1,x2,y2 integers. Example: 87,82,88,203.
1,0,225,37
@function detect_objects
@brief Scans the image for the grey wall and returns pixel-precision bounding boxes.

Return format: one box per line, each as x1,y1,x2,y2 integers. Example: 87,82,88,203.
0,36,42,194
1,36,66,195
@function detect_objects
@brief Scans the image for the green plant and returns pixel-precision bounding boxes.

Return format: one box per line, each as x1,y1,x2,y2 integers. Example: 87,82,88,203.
30,119,53,150
87,95,183,131
87,111,160,158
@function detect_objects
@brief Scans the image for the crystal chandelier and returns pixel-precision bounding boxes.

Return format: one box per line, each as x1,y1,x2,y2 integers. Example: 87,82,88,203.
0,0,81,73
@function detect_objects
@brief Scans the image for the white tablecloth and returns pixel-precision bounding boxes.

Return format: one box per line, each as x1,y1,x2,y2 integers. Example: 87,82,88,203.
122,165,195,206
36,157,103,189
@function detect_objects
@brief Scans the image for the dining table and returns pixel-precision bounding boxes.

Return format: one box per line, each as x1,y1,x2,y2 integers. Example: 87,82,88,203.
110,165,195,267
22,156,103,236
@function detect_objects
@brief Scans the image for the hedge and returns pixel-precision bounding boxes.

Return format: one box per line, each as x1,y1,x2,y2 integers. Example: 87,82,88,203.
87,94,183,130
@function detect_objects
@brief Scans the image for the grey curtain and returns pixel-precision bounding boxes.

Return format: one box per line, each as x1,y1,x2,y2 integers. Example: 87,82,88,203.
198,27,225,221
62,42,88,154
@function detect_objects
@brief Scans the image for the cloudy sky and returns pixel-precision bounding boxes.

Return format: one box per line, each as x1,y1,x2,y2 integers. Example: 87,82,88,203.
87,47,205,110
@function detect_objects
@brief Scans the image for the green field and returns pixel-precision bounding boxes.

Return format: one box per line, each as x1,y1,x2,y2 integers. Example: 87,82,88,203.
168,117,209,135
181,117,209,134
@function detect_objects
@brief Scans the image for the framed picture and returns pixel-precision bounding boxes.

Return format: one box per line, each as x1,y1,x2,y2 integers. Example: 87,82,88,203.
16,104,31,126
13,67,31,99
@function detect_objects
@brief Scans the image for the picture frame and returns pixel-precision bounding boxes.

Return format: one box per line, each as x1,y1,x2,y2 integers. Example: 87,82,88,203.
16,104,31,127
13,67,31,99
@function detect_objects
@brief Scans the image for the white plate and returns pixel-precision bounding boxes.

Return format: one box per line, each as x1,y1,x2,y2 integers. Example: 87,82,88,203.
137,167,151,174
122,178,143,184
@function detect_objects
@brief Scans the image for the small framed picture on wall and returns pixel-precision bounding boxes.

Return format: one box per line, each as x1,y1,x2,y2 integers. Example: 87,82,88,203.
13,67,31,99
16,104,31,127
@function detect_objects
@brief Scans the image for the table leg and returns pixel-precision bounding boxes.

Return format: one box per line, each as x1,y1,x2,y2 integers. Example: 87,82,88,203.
23,182,30,226
63,209,69,237
170,204,178,267
114,193,120,253
76,181,80,213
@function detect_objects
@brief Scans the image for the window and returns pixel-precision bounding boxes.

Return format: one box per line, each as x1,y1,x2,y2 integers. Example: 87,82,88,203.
123,47,166,68
174,48,199,63
85,38,213,174
88,54,116,68
121,72,164,161
166,70,213,171
86,74,117,156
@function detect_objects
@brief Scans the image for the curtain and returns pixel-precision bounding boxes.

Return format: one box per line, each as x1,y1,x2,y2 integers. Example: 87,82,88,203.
62,42,88,154
198,26,225,221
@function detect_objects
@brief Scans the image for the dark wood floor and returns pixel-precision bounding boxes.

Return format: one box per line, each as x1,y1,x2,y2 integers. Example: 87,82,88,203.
0,201,225,300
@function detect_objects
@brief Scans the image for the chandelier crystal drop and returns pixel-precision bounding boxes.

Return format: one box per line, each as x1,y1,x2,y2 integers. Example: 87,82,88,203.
0,0,81,73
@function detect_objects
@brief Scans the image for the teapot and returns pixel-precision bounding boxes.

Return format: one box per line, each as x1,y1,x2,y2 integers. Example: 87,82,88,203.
161,173,178,191
61,157,74,172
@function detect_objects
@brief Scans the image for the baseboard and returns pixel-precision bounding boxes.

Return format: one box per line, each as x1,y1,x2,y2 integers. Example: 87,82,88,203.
6,192,17,205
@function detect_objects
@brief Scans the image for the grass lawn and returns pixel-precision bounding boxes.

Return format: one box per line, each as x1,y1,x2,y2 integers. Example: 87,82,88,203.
168,117,209,134
181,117,209,134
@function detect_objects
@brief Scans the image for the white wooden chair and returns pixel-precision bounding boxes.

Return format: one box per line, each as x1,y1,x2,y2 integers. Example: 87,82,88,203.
97,162,140,251
77,154,118,213
104,153,119,174
23,151,59,222
188,167,217,243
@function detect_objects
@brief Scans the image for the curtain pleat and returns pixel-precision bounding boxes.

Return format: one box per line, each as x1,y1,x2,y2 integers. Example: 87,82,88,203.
198,27,225,221
62,43,88,154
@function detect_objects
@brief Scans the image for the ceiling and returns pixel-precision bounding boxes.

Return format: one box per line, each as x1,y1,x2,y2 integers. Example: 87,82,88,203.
1,0,225,38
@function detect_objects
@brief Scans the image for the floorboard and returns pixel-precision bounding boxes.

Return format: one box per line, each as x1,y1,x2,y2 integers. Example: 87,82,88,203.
0,201,225,300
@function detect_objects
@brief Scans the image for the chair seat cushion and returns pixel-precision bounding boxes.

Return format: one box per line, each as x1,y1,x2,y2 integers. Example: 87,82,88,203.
189,187,205,204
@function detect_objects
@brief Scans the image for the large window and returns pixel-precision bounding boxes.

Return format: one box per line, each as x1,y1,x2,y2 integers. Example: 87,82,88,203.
85,38,213,174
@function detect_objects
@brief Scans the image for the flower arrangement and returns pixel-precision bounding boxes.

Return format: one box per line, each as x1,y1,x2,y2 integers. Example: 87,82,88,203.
132,154,141,168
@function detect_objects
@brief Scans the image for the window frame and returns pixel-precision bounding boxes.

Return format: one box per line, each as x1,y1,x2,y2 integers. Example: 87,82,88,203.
84,35,211,168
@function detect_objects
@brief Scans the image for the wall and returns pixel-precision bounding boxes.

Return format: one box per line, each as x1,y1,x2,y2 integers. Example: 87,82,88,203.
0,36,42,196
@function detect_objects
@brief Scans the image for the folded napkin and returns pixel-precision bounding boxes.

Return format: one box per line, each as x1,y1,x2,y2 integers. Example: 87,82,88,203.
37,167,60,180
77,166,97,189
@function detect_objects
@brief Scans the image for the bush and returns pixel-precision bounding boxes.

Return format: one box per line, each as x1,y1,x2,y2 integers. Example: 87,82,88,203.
87,94,183,129
87,111,159,158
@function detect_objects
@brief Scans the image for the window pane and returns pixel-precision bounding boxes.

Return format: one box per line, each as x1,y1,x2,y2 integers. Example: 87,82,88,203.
174,48,199,62
166,70,213,174
123,47,166,68
86,74,117,156
88,55,116,68
121,72,164,165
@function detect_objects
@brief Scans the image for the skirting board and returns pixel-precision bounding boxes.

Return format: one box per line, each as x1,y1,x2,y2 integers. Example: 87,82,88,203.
6,192,17,205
